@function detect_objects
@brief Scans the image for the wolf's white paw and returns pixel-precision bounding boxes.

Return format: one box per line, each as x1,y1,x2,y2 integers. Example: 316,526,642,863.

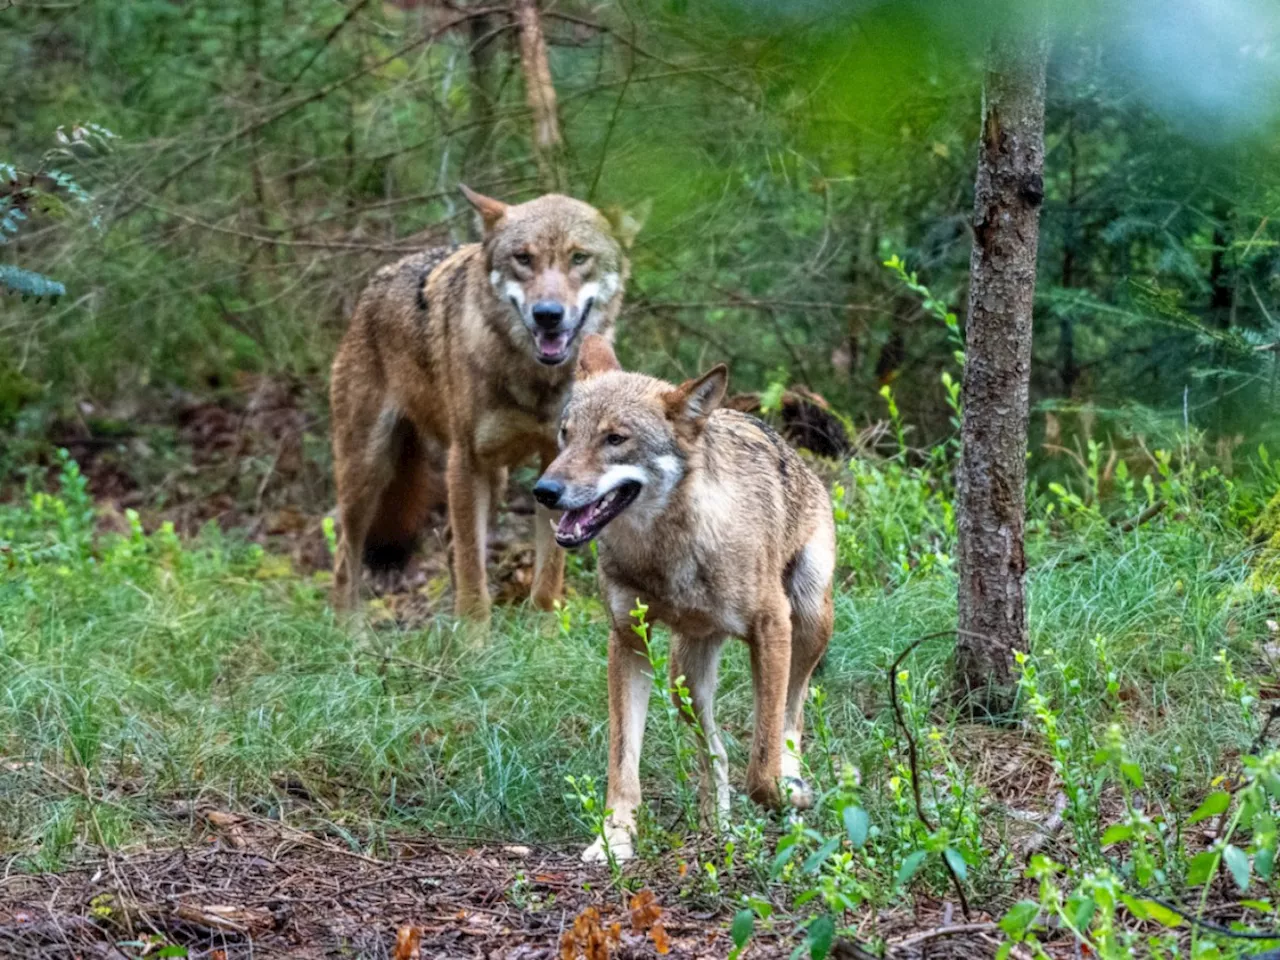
581,823,636,864
784,776,813,810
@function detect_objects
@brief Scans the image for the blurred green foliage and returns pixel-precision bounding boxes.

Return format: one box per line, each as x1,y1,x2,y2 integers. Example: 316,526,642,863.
1,0,1280,462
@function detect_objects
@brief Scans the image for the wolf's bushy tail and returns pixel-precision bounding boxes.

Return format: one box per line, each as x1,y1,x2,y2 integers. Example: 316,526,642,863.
363,418,445,571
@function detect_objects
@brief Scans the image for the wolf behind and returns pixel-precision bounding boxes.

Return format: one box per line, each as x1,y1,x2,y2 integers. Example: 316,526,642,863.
533,336,836,862
330,188,644,621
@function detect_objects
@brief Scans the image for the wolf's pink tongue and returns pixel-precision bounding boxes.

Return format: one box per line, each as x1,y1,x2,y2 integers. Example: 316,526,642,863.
538,332,569,358
557,504,594,538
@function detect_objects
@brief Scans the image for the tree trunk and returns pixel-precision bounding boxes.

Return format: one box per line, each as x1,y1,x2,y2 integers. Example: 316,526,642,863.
514,0,567,193
463,6,500,181
954,19,1050,718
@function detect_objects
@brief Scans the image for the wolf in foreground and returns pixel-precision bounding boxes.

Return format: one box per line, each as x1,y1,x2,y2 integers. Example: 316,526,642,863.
330,188,643,621
534,336,836,861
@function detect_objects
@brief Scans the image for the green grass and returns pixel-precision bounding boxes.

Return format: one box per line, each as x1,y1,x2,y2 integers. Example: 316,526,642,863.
0,461,1266,854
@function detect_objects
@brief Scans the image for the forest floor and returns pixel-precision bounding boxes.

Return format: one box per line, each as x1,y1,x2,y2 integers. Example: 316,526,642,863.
1,375,1276,959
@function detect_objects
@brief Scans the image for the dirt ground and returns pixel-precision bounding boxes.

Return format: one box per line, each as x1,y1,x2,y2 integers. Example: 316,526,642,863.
0,808,1007,959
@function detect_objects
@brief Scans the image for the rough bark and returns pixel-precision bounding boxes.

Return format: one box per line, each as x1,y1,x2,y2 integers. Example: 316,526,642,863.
514,0,567,193
954,20,1049,717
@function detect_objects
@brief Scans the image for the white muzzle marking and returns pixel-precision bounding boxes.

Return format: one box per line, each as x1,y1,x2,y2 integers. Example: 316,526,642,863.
595,464,648,499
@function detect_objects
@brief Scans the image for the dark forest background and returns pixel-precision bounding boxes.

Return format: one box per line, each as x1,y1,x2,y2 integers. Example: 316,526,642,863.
3,0,1280,488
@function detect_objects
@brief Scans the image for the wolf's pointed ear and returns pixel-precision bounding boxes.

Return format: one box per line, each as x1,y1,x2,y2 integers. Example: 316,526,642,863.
604,198,651,250
460,184,509,234
665,364,728,424
577,334,622,379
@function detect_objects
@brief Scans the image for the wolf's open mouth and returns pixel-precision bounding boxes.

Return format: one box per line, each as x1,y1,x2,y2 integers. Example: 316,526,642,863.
554,480,641,548
531,298,593,366
534,330,573,364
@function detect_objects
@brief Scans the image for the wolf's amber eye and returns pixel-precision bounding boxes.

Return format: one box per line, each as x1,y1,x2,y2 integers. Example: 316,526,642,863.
570,251,590,267
604,432,628,446
513,251,533,267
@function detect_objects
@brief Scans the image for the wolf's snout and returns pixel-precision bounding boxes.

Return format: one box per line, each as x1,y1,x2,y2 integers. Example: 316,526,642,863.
532,301,566,331
532,477,565,508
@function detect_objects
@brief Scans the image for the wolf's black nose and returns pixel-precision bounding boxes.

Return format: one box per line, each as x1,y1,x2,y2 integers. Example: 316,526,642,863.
532,301,565,330
532,477,564,508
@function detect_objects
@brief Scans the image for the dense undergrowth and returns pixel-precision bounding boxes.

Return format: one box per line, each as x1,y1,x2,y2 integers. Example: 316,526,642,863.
3,419,1280,958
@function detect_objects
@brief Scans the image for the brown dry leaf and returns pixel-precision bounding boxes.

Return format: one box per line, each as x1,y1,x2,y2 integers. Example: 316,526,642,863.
629,890,661,933
202,810,247,849
650,921,671,955
210,952,227,960
393,924,422,960
608,922,622,944
562,906,609,960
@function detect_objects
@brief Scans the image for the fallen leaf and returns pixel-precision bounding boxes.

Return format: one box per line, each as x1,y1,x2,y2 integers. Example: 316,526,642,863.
629,890,661,933
393,924,422,960
651,920,671,955
202,811,247,849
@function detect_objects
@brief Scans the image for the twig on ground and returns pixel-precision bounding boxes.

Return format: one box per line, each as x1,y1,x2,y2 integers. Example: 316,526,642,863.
1114,499,1167,533
886,922,998,951
1018,790,1069,860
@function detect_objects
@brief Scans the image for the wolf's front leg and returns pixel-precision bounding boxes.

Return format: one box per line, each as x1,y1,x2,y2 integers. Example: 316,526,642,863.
583,626,651,864
530,501,565,610
670,633,731,829
531,447,565,610
446,444,492,624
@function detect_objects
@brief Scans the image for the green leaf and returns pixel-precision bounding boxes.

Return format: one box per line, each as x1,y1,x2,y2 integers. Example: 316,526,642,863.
942,847,968,881
803,836,842,875
999,900,1041,939
0,264,65,301
1187,850,1219,886
1139,900,1183,928
1241,899,1273,912
1121,894,1148,920
771,843,798,878
1225,844,1251,892
843,805,869,849
807,915,835,960
995,944,1013,960
153,949,189,958
1068,894,1097,931
897,850,927,886
1101,823,1133,846
1257,847,1275,881
1188,791,1231,825
731,909,754,948
1121,761,1145,788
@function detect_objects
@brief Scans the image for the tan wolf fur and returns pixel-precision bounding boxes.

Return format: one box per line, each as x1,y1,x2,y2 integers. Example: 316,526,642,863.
533,336,836,862
330,188,644,621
